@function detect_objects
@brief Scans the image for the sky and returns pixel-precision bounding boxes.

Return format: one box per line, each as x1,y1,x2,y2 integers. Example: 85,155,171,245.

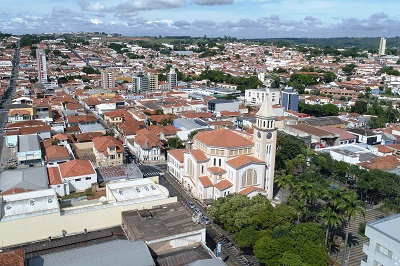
1,0,400,38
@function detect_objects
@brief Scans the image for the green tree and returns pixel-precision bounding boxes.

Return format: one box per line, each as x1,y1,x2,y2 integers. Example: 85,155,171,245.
167,137,183,149
351,100,367,114
342,63,356,76
275,174,293,202
321,103,339,116
338,192,365,266
188,130,199,140
319,206,342,247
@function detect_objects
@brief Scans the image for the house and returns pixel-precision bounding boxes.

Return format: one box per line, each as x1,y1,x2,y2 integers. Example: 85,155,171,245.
167,149,185,182
47,159,97,196
92,136,124,167
0,166,49,194
17,134,42,165
44,145,71,165
130,129,164,163
347,128,383,145
284,124,340,148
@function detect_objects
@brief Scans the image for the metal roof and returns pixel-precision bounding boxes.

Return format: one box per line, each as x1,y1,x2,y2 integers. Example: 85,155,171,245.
18,134,40,152
368,213,400,243
188,259,226,266
27,240,155,266
0,166,48,194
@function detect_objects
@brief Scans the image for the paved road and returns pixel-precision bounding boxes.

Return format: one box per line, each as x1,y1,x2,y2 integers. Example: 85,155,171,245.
158,169,257,266
0,41,19,164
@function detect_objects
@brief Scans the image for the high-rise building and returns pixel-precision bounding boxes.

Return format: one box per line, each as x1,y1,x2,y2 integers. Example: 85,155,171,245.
132,71,149,93
281,87,299,112
167,68,177,90
379,37,386,56
36,49,47,84
148,73,158,92
101,70,115,89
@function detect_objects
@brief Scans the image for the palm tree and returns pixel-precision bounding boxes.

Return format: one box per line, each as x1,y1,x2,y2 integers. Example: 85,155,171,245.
288,198,306,224
275,174,293,202
338,192,365,266
319,206,342,247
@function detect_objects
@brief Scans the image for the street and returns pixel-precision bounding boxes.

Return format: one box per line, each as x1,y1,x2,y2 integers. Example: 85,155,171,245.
145,164,257,266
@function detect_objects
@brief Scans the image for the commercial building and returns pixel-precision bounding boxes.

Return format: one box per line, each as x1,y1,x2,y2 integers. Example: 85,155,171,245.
0,178,176,247
167,68,177,90
132,71,149,93
36,49,47,84
281,87,299,112
362,213,400,266
101,70,115,89
244,88,280,106
379,37,387,56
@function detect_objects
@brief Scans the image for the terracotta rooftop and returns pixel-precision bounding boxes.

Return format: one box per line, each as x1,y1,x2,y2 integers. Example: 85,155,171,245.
214,179,233,191
358,155,400,171
239,186,265,195
376,145,393,154
195,129,253,148
226,155,264,169
0,250,24,266
59,159,96,178
189,149,208,162
93,136,124,153
317,126,357,141
199,176,213,188
167,149,186,163
208,167,227,175
45,145,70,160
47,166,62,185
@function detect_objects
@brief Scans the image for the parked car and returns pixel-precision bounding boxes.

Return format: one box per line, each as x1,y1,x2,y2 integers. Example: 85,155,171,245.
201,216,211,225
193,208,202,217
187,201,195,210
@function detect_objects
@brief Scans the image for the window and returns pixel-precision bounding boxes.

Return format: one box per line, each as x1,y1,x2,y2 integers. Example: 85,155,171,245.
75,178,81,182
201,165,204,174
85,177,91,180
110,155,115,160
241,169,258,187
376,243,393,258
219,159,222,167
214,158,216,166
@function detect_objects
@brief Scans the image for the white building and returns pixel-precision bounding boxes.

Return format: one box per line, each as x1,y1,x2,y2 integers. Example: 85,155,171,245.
244,88,280,106
0,178,176,247
167,97,277,202
379,37,387,56
167,68,177,90
36,49,47,84
101,70,115,89
47,159,97,196
362,214,400,266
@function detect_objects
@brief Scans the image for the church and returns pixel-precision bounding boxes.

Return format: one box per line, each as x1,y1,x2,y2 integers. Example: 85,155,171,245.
167,97,277,202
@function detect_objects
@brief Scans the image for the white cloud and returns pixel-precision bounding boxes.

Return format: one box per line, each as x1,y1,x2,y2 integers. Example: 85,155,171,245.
194,0,234,5
90,18,103,25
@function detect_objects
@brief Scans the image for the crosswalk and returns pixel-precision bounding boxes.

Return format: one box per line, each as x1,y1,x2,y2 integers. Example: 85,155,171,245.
143,171,160,177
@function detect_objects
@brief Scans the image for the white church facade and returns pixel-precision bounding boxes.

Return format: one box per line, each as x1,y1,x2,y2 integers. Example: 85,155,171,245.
167,97,277,202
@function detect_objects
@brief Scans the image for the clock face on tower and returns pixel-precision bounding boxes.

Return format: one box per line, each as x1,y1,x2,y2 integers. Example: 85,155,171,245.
257,131,261,138
266,132,272,139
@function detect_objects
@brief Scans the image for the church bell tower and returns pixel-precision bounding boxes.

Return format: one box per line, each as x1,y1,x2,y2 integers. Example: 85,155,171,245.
253,96,277,199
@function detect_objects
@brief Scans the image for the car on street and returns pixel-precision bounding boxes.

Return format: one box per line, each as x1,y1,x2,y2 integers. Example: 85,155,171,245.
201,216,211,225
187,201,195,210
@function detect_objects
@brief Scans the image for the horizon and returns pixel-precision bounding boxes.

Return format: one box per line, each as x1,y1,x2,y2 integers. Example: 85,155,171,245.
1,0,399,38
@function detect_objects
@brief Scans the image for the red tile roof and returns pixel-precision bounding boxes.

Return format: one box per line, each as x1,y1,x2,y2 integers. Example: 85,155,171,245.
45,145,70,160
208,167,227,175
0,250,24,266
168,149,186,163
93,136,124,154
195,129,253,148
199,176,213,188
47,166,62,185
376,145,393,154
214,179,233,191
189,149,208,162
226,155,264,169
239,186,265,195
59,159,96,178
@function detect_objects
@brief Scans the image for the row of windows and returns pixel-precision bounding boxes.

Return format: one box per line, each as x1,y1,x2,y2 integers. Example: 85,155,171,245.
257,119,274,129
229,148,252,156
376,243,393,258
74,177,92,182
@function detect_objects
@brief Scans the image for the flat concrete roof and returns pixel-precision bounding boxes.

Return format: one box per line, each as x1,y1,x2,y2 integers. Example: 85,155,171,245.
368,213,400,243
122,202,204,242
1,189,59,221
107,178,169,202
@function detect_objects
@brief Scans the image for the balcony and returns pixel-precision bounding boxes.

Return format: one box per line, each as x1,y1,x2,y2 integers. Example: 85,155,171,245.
360,256,368,266
362,242,369,254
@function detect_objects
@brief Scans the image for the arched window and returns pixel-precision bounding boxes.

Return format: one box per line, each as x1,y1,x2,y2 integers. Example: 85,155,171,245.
241,169,258,187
